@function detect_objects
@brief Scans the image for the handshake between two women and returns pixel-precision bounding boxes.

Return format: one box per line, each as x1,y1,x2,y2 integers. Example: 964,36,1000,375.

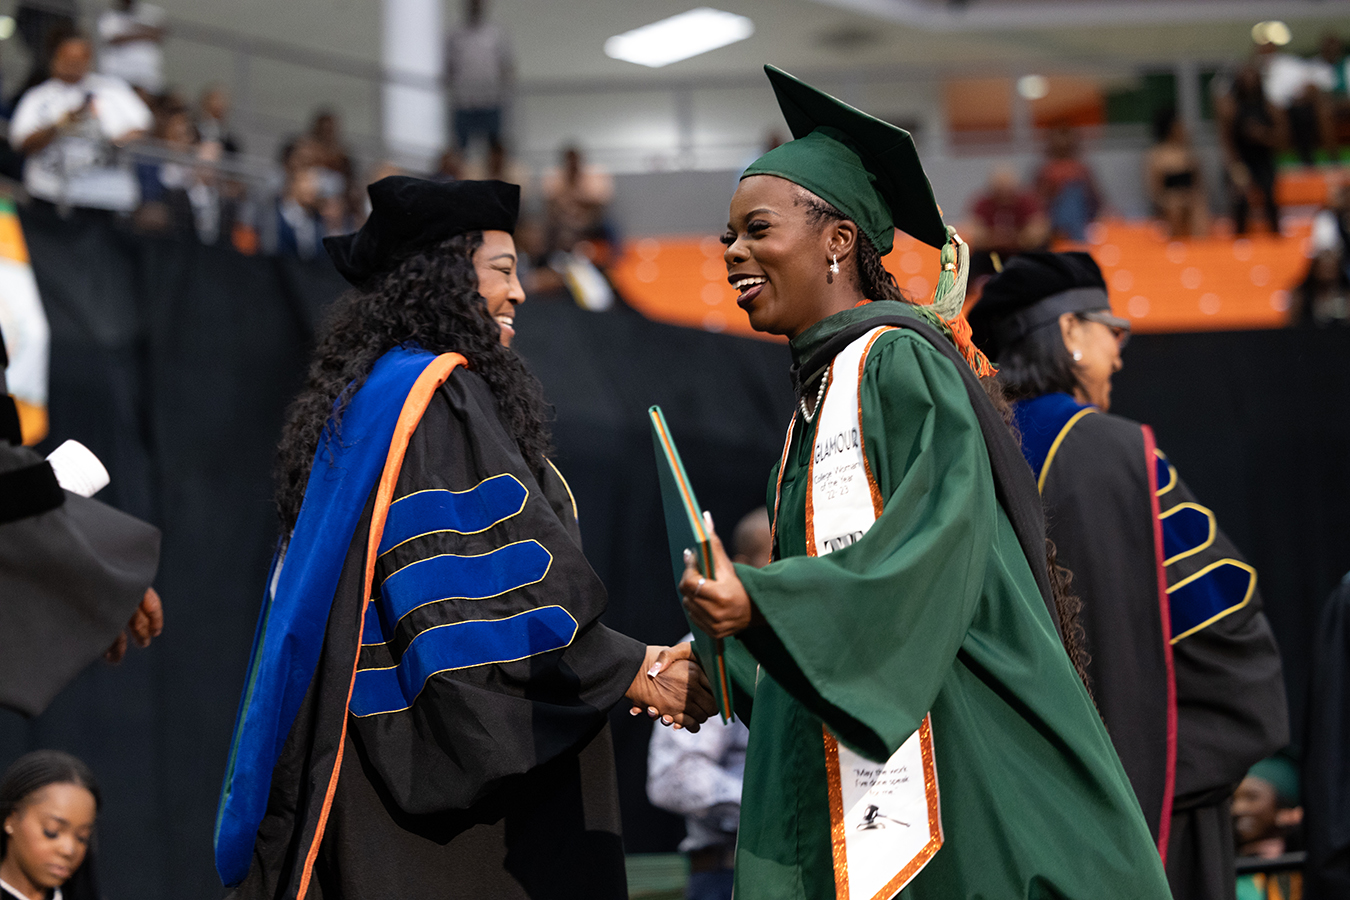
626,513,753,733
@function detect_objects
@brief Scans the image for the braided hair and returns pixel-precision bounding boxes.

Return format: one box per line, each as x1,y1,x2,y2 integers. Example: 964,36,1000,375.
274,232,552,534
796,190,905,303
794,187,1093,693
0,750,101,900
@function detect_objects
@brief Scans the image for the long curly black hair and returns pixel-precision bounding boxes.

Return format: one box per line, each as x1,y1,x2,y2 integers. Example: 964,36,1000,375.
274,232,551,534
797,188,1092,693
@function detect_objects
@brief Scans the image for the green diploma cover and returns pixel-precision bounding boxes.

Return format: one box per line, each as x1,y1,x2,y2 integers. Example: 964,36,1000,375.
648,406,734,722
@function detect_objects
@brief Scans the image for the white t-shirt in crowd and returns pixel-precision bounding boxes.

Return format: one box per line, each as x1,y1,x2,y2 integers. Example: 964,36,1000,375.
1312,209,1345,255
1262,52,1317,109
1305,56,1350,97
97,2,166,94
445,22,513,109
9,74,153,209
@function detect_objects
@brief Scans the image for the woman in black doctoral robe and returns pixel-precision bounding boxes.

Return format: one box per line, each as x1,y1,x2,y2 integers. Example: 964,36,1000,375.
968,251,1289,900
214,177,713,900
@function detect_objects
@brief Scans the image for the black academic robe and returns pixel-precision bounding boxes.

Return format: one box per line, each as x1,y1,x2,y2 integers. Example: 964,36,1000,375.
1015,393,1288,900
1304,575,1350,899
232,367,645,900
0,331,160,717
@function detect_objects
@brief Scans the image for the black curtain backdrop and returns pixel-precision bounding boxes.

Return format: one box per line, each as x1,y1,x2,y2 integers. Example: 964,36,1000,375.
1,209,1345,899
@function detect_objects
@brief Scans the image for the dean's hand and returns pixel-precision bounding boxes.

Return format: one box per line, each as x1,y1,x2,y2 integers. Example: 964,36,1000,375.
679,514,754,639
105,587,165,663
626,642,715,732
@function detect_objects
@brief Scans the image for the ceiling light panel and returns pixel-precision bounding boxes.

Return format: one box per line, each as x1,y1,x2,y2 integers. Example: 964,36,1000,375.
604,7,755,69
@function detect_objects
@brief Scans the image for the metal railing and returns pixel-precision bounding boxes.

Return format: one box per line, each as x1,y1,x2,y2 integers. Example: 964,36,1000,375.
77,8,1236,174
0,3,1253,225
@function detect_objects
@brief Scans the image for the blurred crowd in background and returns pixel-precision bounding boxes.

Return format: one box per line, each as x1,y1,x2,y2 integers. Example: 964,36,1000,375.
0,7,1346,900
0,0,627,308
2,0,1350,323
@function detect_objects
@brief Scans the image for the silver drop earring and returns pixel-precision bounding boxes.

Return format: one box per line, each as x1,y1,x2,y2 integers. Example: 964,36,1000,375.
1072,349,1083,362
827,253,839,284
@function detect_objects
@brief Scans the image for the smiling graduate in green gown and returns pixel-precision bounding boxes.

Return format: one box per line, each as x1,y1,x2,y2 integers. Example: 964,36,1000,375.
679,66,1172,900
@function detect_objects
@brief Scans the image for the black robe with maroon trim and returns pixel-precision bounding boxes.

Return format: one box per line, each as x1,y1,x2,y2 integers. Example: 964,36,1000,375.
1016,392,1287,900
231,368,645,900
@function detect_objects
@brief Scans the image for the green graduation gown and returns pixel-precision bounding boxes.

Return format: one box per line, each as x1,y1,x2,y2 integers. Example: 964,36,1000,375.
731,302,1171,900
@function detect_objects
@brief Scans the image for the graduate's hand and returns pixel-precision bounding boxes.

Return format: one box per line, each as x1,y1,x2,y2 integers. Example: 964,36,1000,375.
627,642,716,732
680,515,756,639
105,587,165,663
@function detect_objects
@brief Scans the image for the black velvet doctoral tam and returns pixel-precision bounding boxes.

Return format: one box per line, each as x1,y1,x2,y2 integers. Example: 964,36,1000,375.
968,251,1110,359
324,176,520,287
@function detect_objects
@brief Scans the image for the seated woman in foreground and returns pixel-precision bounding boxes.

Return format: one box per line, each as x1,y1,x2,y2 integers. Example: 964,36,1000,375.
0,751,101,900
680,65,1172,900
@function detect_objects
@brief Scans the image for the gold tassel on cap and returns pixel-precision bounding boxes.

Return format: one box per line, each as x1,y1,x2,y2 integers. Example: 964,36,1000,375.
929,225,995,378
931,225,969,320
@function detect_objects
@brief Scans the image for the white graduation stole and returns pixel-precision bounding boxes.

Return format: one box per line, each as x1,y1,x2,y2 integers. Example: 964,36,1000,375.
774,326,943,900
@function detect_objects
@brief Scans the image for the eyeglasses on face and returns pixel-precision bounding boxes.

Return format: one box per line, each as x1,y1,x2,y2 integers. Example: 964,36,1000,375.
1077,310,1131,348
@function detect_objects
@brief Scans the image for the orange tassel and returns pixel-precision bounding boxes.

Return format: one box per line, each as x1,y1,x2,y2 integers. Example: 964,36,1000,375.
942,312,997,379
864,296,996,378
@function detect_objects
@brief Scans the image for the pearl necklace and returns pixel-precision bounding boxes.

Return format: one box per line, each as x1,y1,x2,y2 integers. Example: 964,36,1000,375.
799,369,830,423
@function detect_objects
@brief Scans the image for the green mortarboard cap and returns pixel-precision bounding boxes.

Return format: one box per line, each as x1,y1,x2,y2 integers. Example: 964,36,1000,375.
742,65,948,254
1248,756,1300,806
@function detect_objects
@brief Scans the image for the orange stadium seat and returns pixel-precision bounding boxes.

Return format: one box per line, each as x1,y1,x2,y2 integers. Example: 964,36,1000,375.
610,219,1311,339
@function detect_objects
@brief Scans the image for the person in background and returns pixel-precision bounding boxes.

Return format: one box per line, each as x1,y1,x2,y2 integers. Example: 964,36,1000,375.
1145,108,1209,238
1233,756,1303,900
541,144,614,256
274,139,324,260
537,146,621,312
177,88,249,247
13,2,76,98
1306,33,1348,160
1216,64,1283,237
647,508,768,900
192,135,249,247
727,507,771,572
305,109,357,231
307,109,353,195
445,0,513,154
968,251,1289,900
9,33,151,215
96,0,165,102
1292,248,1350,327
1035,126,1100,243
966,163,1050,275
1234,757,1302,860
148,104,240,246
195,86,240,155
133,103,197,237
1312,32,1350,94
467,138,529,186
1309,180,1350,259
0,751,101,900
1255,34,1319,164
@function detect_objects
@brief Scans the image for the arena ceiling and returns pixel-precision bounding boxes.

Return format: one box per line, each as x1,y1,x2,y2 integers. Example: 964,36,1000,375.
143,0,1350,87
